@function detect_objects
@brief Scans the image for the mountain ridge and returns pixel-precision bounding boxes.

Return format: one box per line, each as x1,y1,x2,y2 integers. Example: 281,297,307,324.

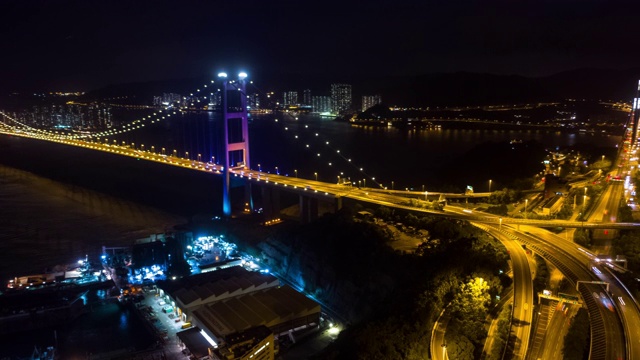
73,67,640,107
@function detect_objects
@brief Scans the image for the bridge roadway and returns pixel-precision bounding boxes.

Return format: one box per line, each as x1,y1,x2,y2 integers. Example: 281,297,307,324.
3,130,640,228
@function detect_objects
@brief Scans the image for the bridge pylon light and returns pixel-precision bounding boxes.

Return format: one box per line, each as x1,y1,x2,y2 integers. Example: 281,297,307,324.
218,72,228,78
238,72,247,79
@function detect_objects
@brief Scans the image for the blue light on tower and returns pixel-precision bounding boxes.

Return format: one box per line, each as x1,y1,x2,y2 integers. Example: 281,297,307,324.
218,72,228,78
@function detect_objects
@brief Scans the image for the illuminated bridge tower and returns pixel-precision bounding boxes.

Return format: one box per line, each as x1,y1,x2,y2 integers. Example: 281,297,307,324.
219,71,252,216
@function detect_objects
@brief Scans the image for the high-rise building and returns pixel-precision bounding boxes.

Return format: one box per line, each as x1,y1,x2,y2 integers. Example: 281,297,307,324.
247,93,260,110
302,89,312,106
331,84,352,114
312,96,332,113
283,91,298,106
362,95,382,112
162,93,182,105
209,92,222,108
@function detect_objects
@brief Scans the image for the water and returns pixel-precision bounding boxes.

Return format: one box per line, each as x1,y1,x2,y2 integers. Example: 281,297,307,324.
104,109,623,190
0,288,155,359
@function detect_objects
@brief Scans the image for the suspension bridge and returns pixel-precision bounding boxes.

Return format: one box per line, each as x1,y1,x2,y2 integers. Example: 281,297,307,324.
0,72,638,229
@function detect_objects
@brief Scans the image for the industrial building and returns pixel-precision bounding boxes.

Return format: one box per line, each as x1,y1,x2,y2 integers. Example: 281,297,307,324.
157,267,321,360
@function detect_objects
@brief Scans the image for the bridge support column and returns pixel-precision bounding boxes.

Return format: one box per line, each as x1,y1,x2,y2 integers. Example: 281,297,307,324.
261,187,281,219
244,182,253,213
334,196,343,212
299,195,319,223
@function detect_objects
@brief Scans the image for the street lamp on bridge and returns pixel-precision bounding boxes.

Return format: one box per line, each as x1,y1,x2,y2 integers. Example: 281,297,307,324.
489,179,492,192
314,172,318,181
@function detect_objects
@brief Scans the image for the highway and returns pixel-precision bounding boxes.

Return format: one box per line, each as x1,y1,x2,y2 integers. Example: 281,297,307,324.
510,225,627,360
430,307,451,360
538,303,577,360
589,180,626,248
474,223,533,360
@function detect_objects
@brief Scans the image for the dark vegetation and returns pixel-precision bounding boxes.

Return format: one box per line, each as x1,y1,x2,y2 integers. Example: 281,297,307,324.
562,308,590,360
532,255,550,302
256,206,510,359
486,304,512,360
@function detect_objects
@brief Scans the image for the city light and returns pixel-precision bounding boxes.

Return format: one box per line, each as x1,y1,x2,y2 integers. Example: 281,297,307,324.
217,72,228,78
238,72,248,79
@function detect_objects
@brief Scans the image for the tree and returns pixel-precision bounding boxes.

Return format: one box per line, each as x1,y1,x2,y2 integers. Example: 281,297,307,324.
619,204,633,223
613,231,640,272
574,228,591,248
562,308,590,360
375,206,392,219
451,277,491,323
445,333,475,360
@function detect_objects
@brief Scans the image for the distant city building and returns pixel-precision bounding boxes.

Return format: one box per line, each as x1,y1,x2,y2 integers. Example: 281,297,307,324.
312,96,332,113
362,95,382,112
247,93,260,110
331,83,352,113
209,92,222,109
283,91,298,106
153,96,163,106
162,93,182,106
302,89,312,106
18,103,112,130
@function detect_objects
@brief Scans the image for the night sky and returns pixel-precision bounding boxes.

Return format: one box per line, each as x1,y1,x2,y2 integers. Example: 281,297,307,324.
1,0,639,91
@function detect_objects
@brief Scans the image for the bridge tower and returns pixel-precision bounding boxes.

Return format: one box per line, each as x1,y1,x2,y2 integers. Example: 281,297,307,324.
219,72,252,216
